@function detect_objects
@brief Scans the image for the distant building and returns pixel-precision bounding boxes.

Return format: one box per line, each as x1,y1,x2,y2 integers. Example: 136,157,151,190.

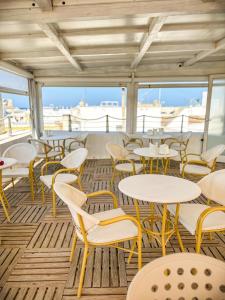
100,101,119,107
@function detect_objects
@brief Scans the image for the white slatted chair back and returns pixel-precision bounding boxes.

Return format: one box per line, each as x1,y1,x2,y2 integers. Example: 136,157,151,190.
28,138,52,155
106,142,129,160
3,143,37,167
54,182,99,233
201,144,225,167
61,148,88,169
198,169,225,206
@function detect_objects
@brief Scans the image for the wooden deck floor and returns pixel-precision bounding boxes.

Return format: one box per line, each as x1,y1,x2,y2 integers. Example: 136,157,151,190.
0,159,225,300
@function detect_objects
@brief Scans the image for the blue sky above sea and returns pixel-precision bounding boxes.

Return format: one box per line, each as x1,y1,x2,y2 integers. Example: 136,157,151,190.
1,86,207,109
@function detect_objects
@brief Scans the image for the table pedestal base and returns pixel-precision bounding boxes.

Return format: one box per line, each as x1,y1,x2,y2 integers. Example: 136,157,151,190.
135,201,184,256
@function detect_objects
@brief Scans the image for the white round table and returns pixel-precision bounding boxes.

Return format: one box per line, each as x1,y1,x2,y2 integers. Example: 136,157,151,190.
40,133,88,152
0,157,17,221
119,174,201,255
133,147,178,174
143,133,171,144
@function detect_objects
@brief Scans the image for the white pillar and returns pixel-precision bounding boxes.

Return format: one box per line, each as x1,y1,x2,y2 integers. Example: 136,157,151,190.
28,80,44,138
126,82,138,134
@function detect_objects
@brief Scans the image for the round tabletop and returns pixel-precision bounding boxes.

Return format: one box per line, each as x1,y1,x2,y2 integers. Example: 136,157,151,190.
118,174,201,204
133,147,178,158
143,134,171,140
40,134,73,141
0,157,17,170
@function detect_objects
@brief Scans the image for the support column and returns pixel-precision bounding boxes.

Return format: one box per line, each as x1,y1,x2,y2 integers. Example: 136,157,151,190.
28,79,44,138
126,82,138,134
0,93,5,134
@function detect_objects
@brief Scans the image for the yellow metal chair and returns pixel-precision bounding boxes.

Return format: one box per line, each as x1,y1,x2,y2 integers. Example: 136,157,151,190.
127,252,225,300
165,131,192,162
180,144,225,178
28,138,64,162
168,169,225,253
2,143,37,202
106,142,143,186
40,148,88,216
54,182,142,298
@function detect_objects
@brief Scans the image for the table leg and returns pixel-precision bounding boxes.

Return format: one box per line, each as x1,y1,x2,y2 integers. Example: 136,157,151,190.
161,204,167,256
149,203,155,241
0,171,10,221
174,203,185,252
134,199,140,222
150,158,153,174
164,158,169,175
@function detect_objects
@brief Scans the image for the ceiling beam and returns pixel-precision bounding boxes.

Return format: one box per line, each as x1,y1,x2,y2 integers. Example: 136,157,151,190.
35,0,52,11
1,21,225,40
0,0,225,23
0,42,216,61
38,23,82,71
0,60,33,78
131,17,167,69
183,36,225,66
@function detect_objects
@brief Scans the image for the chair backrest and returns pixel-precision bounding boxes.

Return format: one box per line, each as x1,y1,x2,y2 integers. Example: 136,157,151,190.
201,144,225,166
28,138,52,154
3,143,37,166
127,253,225,300
178,131,192,143
198,169,225,206
106,142,129,160
61,148,88,169
54,182,99,233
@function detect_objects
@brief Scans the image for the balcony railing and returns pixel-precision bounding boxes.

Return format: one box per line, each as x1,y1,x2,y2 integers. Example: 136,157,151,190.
0,115,31,139
43,114,206,133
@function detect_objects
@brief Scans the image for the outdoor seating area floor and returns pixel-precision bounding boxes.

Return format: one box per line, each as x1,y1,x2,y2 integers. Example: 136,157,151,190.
0,159,225,300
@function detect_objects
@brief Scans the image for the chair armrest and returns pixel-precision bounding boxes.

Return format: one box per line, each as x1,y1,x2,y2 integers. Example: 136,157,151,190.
87,190,118,208
52,167,79,185
41,161,61,176
196,206,225,233
99,214,142,232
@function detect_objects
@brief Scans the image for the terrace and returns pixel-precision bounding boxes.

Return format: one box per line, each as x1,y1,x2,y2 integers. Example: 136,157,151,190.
0,1,225,300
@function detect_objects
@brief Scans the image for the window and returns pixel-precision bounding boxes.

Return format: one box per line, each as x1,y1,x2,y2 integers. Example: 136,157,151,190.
42,86,127,132
0,70,30,139
0,70,28,92
0,93,31,138
137,85,207,133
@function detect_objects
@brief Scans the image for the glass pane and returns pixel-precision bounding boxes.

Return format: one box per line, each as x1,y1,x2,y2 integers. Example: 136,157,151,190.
42,87,127,132
0,70,28,91
207,78,225,154
137,87,207,133
0,92,31,140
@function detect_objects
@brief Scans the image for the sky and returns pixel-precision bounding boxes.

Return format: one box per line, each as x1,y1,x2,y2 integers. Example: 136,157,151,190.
1,86,207,109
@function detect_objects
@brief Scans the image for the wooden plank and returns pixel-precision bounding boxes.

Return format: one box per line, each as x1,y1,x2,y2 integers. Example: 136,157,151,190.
1,1,225,23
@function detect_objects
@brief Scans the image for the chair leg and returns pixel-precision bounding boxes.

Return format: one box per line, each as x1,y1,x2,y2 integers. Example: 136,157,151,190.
29,172,35,202
77,246,89,298
52,188,56,217
196,232,202,254
41,183,45,204
70,232,77,262
127,239,137,264
137,232,142,270
111,167,116,188
0,193,10,222
77,177,83,191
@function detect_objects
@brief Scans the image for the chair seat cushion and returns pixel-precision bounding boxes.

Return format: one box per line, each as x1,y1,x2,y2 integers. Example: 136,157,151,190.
37,150,62,158
40,173,77,188
168,204,225,235
115,163,143,173
3,168,29,178
78,208,138,244
180,163,211,175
